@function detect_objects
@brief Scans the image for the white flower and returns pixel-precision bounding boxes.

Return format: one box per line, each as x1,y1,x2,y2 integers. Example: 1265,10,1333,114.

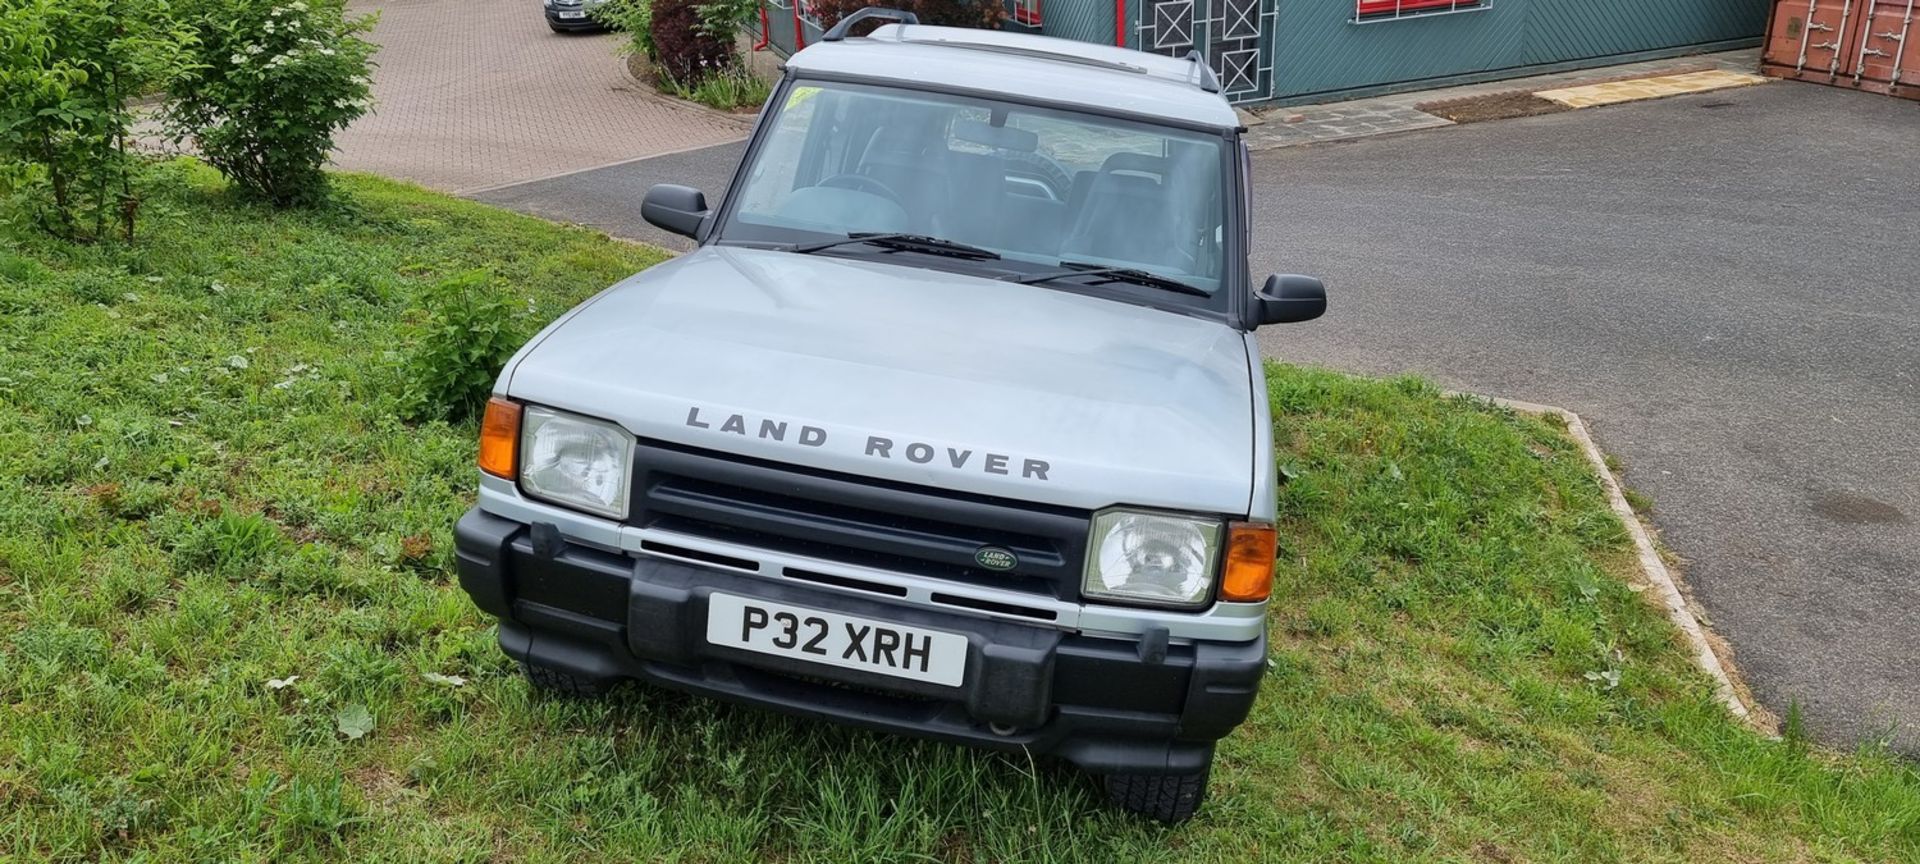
230,53,245,64
290,1,308,11
226,355,249,370
245,43,265,54
263,19,276,32
319,47,335,56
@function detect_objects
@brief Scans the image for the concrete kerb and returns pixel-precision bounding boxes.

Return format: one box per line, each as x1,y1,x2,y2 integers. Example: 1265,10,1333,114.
1470,394,1760,728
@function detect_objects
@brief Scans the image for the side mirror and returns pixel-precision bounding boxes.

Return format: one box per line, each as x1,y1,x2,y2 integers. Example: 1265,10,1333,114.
1254,274,1327,326
641,184,709,239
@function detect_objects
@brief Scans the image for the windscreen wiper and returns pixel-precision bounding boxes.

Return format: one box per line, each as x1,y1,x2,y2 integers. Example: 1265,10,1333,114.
783,232,1000,260
1009,261,1210,297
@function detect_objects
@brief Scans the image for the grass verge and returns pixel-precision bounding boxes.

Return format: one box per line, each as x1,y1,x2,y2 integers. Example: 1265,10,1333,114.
2,161,1917,862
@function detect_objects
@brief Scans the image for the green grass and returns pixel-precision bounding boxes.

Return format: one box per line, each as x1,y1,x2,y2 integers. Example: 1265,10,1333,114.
3,161,1918,862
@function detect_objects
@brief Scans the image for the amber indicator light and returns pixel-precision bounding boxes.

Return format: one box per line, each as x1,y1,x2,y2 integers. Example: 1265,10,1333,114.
1221,522,1278,602
478,398,521,479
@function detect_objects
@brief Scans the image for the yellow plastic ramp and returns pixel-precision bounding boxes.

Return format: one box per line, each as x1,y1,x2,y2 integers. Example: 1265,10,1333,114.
1534,70,1770,109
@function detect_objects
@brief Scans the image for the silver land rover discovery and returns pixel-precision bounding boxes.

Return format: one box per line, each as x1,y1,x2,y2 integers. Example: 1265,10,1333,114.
454,8,1326,823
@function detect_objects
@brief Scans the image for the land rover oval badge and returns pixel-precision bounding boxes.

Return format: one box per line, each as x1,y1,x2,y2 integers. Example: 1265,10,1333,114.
974,546,1018,572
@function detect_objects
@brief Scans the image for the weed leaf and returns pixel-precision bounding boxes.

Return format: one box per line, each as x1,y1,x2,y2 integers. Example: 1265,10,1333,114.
335,704,374,740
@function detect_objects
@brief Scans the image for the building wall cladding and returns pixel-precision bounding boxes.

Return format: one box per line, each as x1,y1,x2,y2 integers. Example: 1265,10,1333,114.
756,1,1768,106
1040,0,1119,45
1265,0,1771,101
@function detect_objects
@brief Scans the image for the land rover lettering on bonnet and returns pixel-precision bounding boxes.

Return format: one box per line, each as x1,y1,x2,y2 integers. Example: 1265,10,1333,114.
685,406,1051,480
453,6,1325,825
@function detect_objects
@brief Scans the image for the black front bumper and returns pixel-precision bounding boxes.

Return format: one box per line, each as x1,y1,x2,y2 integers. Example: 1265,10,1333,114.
543,9,602,29
455,507,1265,775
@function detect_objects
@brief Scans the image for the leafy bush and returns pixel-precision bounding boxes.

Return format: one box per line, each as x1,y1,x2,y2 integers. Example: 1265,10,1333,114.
0,0,191,241
592,0,656,58
400,271,520,423
693,0,759,42
164,0,377,208
648,0,734,83
806,0,1003,33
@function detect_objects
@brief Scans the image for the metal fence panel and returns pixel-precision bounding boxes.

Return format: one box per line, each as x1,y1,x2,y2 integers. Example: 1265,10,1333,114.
1136,0,1281,102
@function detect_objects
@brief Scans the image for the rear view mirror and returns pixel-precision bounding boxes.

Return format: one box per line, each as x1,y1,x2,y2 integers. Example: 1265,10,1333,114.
952,119,1039,153
642,184,709,239
1254,274,1326,326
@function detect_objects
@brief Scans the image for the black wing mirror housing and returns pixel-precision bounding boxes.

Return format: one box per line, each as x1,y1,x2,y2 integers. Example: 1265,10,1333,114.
641,184,709,239
1254,274,1327,326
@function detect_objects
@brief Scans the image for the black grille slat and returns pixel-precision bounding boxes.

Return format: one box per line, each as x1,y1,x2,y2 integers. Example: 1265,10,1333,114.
646,475,1068,575
627,442,1090,600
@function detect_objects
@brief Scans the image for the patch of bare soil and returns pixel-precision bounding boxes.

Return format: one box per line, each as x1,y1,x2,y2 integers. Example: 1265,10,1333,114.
1418,91,1571,124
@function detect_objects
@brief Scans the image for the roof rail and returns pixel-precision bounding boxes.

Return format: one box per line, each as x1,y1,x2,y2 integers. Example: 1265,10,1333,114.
822,6,920,41
908,39,1150,75
1183,50,1221,93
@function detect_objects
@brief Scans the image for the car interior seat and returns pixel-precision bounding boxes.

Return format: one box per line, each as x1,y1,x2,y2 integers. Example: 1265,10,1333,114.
1060,153,1188,270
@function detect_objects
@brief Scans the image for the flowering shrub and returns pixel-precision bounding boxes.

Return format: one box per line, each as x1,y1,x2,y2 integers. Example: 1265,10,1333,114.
164,0,377,207
649,0,735,84
0,0,190,241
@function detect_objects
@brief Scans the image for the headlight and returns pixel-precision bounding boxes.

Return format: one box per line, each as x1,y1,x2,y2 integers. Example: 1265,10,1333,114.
519,406,633,519
1081,509,1223,609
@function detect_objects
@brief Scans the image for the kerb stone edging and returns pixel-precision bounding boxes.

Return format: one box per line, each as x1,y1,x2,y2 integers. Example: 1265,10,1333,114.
1479,395,1756,724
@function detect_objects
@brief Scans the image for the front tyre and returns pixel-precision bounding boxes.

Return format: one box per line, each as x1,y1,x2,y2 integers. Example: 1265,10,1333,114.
521,661,610,698
1104,764,1210,824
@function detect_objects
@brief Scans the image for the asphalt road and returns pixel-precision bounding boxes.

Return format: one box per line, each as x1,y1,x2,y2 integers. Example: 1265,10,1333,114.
470,81,1920,751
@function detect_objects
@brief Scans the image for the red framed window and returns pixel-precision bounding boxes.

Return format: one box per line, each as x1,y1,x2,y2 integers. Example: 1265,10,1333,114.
1010,0,1042,26
1355,0,1485,19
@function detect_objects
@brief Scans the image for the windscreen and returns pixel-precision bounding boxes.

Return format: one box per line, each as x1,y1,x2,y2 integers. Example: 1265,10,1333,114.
723,80,1232,297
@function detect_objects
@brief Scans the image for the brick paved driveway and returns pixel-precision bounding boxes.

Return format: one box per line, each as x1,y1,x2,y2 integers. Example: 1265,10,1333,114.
334,0,748,193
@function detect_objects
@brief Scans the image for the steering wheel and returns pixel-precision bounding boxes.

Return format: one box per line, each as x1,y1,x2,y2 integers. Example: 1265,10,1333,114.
819,173,904,207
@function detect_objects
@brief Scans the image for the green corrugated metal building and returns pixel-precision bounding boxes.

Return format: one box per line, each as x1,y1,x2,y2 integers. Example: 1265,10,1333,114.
763,0,1770,106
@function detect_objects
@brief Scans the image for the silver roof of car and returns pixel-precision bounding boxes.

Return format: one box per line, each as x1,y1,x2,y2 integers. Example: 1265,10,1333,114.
783,24,1241,130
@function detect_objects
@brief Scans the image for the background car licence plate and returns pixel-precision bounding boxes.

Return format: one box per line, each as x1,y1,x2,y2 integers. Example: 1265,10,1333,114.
558,10,585,17
705,593,967,687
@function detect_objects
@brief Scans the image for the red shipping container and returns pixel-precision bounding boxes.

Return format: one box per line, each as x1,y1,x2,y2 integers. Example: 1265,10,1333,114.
1762,0,1920,100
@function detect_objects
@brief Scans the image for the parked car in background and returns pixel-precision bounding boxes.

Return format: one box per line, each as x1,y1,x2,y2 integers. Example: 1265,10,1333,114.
543,0,607,32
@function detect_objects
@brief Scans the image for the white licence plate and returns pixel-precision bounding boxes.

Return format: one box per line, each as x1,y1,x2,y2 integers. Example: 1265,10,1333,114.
557,10,585,17
705,593,968,687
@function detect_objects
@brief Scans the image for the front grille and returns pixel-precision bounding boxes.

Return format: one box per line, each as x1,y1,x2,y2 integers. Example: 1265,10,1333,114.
627,441,1091,601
